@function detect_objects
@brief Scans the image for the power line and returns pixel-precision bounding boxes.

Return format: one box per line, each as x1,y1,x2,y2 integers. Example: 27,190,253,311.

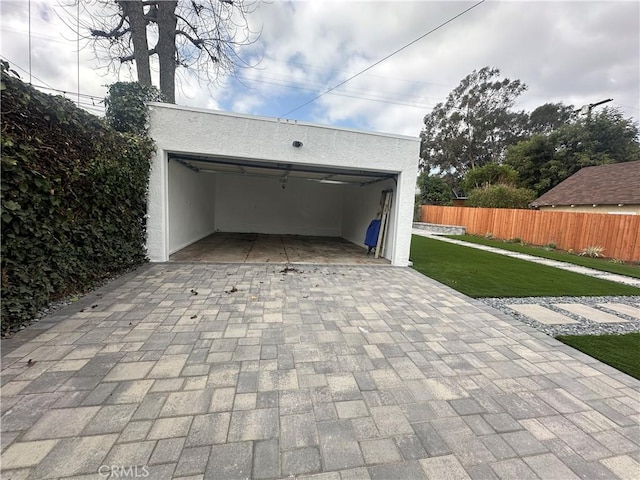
261,56,457,91
1,55,56,89
235,74,435,110
1,56,106,116
281,0,486,117
32,84,104,103
238,72,434,104
1,56,103,102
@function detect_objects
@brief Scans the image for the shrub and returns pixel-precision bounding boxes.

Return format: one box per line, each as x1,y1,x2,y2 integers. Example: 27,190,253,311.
105,82,163,135
416,171,453,206
466,184,536,209
1,63,155,331
580,246,605,258
461,163,519,192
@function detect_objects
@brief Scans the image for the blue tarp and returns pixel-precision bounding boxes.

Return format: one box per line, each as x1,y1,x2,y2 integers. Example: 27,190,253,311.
365,219,381,248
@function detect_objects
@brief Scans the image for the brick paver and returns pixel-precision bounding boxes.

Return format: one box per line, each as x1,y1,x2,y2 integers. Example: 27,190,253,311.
1,263,639,479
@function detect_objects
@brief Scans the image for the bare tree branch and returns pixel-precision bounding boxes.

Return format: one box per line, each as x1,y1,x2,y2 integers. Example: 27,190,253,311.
59,0,261,102
90,14,128,38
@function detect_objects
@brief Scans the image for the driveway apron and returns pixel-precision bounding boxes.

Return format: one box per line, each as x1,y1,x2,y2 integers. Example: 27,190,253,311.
1,263,639,479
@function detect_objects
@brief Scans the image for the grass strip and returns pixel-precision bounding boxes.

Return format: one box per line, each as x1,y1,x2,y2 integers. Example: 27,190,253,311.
555,333,640,380
410,235,640,298
446,235,640,279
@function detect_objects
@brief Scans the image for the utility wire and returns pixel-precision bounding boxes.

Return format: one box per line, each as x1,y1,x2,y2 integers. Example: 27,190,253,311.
236,74,435,109
1,56,103,102
281,0,486,117
2,56,106,116
32,84,104,103
1,55,56,89
237,69,444,104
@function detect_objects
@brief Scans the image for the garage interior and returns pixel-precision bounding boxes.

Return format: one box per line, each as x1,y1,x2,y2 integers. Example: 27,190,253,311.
167,154,397,265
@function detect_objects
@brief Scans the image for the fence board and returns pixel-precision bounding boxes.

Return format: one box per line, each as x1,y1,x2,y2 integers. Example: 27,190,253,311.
421,206,640,262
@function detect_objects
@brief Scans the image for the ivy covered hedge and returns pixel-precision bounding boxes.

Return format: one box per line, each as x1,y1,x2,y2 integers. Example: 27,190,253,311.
1,65,155,332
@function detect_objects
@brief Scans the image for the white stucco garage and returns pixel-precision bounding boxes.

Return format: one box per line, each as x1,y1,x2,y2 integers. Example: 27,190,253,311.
146,103,420,266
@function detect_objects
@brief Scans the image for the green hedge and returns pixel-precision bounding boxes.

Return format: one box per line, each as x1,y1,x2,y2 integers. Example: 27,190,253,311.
1,65,155,331
466,184,536,209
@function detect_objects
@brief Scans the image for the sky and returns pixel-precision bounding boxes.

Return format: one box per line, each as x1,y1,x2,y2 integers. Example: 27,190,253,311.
1,0,639,138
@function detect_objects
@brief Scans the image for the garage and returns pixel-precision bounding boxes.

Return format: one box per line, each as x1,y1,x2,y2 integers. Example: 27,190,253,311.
146,104,419,266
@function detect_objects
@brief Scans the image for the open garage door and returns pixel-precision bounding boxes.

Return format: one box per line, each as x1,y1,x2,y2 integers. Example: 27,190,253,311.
146,103,419,266
166,153,398,264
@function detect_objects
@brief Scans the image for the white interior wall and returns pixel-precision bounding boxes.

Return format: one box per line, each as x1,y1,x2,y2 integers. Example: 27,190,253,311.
214,174,343,236
168,160,217,254
341,180,397,257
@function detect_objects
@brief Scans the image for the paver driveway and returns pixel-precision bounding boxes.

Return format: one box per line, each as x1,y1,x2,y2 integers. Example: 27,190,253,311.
1,264,639,479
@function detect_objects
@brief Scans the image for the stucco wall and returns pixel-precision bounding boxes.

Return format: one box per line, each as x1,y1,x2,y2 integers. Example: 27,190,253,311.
215,174,343,236
146,103,420,265
539,205,639,215
168,160,217,254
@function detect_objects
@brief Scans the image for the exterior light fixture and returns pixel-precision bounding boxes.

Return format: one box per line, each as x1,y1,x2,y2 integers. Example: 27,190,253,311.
292,141,303,148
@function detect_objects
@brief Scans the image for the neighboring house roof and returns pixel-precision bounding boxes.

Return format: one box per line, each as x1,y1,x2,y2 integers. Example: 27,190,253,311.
531,160,640,207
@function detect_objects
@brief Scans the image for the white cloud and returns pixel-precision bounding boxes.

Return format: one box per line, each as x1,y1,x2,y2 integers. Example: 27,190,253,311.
1,0,637,136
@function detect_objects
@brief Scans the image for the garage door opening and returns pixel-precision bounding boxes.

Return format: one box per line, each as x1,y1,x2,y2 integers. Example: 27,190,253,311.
146,103,419,266
167,154,397,265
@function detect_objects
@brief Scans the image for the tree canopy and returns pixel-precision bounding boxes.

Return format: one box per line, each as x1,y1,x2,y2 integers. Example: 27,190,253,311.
416,172,452,206
63,0,259,103
505,107,640,195
419,66,640,200
420,66,527,183
460,163,519,193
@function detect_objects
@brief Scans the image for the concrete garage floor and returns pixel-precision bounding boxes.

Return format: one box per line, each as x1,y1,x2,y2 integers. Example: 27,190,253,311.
170,233,390,265
1,264,639,479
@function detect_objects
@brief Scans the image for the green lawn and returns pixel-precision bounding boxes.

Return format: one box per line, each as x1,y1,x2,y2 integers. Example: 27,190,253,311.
446,235,640,279
410,235,640,298
556,333,640,380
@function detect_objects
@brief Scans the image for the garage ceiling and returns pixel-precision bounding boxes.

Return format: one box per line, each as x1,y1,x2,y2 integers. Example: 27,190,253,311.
169,153,396,186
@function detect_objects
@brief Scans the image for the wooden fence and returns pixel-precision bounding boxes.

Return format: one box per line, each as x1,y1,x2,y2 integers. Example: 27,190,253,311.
421,205,640,262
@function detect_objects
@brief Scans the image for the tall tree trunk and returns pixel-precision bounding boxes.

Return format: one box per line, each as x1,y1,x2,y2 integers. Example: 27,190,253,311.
118,0,151,86
157,1,178,103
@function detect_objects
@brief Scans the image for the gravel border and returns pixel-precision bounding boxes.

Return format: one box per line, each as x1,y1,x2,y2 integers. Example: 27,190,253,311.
1,264,147,338
480,295,640,337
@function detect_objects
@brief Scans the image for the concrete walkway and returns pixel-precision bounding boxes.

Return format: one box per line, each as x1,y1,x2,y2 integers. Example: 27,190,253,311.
1,263,639,479
412,230,640,288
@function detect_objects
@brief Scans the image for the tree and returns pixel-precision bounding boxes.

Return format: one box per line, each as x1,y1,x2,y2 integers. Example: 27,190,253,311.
461,163,519,193
420,67,527,182
527,102,575,135
64,0,259,103
504,134,556,194
506,107,640,195
416,171,452,205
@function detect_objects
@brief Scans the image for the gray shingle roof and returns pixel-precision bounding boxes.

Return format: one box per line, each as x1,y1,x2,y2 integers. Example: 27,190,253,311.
531,161,640,207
